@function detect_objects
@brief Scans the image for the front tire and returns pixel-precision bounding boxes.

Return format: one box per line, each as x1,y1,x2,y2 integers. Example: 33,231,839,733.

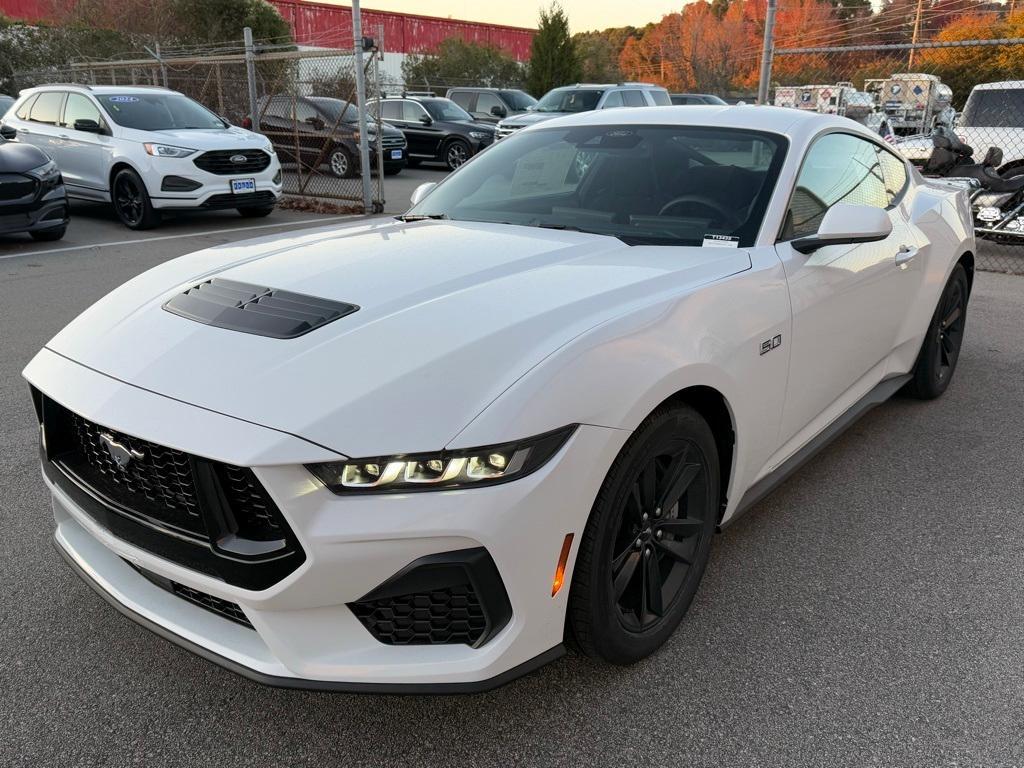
328,147,356,179
112,168,160,230
905,264,969,400
568,405,719,664
444,139,471,171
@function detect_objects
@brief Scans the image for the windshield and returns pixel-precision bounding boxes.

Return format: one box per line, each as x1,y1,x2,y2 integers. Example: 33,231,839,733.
500,90,538,111
423,99,473,122
0,96,14,115
310,97,357,123
97,93,226,130
406,125,786,247
536,88,604,113
960,87,1024,128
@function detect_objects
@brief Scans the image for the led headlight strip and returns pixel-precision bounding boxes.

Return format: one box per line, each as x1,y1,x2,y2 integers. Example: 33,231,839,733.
306,425,577,494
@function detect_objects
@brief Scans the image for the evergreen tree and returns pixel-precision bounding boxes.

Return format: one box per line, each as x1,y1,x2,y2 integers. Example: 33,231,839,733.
525,3,582,96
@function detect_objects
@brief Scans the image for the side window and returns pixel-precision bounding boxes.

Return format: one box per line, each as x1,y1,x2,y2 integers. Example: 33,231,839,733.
602,91,624,108
29,92,64,125
785,133,888,240
15,94,37,120
380,101,402,120
293,100,319,123
449,91,473,111
475,92,505,116
649,90,671,106
403,101,427,122
622,90,646,107
876,147,908,204
62,93,102,129
264,97,292,120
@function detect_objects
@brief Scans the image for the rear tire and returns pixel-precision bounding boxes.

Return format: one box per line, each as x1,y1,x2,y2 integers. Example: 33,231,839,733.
112,168,160,230
30,226,66,242
904,263,969,400
567,405,719,664
328,147,356,179
237,206,274,218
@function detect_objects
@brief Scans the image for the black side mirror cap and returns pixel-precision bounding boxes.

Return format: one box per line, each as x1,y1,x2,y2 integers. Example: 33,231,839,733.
490,105,507,117
0,123,16,140
73,118,103,134
419,115,432,125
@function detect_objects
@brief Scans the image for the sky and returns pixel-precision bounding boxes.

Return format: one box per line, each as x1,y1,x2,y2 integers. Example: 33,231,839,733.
335,0,685,32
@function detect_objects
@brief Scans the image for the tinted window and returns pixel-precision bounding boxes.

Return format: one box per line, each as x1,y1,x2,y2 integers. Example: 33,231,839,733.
379,101,402,120
402,101,428,121
264,97,292,120
622,90,646,107
960,87,1024,128
786,133,888,239
15,94,37,120
602,91,624,108
407,124,787,248
30,92,64,125
0,95,15,116
650,90,671,106
310,97,356,123
877,148,908,203
97,93,225,130
423,99,472,121
293,100,319,123
62,93,102,129
535,88,603,113
476,92,506,116
449,91,473,110
499,90,537,110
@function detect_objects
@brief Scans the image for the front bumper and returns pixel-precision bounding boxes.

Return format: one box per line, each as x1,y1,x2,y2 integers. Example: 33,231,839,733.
144,151,283,211
28,348,626,691
0,182,68,236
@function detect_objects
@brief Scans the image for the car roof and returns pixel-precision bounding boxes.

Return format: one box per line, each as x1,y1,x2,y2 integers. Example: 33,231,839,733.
530,104,870,139
21,84,177,96
552,83,663,90
972,81,1024,90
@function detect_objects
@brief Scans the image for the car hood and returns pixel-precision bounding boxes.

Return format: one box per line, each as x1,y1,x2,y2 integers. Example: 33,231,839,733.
0,140,50,172
120,125,272,150
500,112,567,128
44,220,750,456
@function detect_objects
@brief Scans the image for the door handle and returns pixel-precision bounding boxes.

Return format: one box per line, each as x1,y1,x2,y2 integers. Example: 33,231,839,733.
895,245,917,266
59,134,70,139
18,127,30,134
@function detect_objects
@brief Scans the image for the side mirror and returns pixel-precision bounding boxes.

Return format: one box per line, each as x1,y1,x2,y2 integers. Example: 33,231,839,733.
409,182,437,206
419,115,432,125
305,116,324,129
74,118,103,133
490,105,507,117
0,123,16,140
792,203,892,254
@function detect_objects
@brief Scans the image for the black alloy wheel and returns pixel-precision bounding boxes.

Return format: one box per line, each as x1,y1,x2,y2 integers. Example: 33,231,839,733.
568,405,719,664
905,263,969,399
112,169,159,230
445,139,470,171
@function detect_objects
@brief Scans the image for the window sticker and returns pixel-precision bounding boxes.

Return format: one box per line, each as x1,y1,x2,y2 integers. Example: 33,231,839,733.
702,234,740,248
107,96,140,103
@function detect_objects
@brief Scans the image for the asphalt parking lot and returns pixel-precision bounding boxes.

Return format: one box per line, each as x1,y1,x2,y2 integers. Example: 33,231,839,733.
2,200,1023,766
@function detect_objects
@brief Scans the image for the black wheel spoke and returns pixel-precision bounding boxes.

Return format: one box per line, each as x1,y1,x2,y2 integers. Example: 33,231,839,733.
655,516,704,538
639,464,657,511
658,456,700,512
942,304,961,330
642,552,663,618
613,550,640,600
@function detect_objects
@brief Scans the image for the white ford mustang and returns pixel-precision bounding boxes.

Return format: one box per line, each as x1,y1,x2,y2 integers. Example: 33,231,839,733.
24,106,974,693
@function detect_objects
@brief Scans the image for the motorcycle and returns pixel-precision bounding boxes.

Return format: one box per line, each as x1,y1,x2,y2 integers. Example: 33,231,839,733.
923,125,1024,242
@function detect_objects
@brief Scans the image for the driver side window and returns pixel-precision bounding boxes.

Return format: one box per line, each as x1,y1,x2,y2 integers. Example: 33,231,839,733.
785,133,888,240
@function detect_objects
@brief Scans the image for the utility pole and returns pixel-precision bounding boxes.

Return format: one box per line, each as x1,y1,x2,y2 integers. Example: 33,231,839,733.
243,27,259,130
757,0,777,105
352,0,373,214
908,0,926,68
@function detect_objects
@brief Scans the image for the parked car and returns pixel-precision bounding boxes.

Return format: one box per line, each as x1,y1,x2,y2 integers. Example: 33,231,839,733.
495,82,671,140
0,94,15,116
24,106,974,692
0,85,282,230
670,93,727,105
368,95,495,170
445,87,538,124
0,134,69,241
255,95,407,178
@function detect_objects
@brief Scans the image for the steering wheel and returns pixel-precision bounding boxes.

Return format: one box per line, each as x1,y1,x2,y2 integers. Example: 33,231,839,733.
658,195,743,229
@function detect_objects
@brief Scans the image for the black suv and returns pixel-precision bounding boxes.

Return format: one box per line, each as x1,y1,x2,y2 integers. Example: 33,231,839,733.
445,87,538,124
0,135,69,241
256,95,407,177
369,96,495,170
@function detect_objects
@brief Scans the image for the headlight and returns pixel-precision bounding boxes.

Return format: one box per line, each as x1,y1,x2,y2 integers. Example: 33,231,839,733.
143,143,196,158
468,131,492,140
26,159,60,181
307,425,576,494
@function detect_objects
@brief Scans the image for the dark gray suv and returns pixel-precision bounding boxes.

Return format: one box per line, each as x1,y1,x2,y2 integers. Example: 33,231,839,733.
445,88,538,124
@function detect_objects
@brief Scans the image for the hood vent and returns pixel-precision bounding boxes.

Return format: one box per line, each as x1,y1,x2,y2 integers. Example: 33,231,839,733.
163,278,359,339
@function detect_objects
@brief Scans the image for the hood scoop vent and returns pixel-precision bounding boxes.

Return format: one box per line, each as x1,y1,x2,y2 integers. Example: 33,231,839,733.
163,278,359,339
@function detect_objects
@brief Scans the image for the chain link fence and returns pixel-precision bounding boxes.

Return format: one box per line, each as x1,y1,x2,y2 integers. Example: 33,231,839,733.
771,38,1024,275
11,38,388,213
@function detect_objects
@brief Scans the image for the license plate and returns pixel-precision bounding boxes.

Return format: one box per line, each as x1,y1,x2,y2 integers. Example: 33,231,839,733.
231,178,256,194
390,149,403,160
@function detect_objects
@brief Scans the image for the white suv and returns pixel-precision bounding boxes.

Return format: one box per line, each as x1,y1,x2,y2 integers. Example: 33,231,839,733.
0,85,282,229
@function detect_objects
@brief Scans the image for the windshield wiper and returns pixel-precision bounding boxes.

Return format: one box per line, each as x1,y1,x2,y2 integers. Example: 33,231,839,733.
395,213,450,222
536,222,601,234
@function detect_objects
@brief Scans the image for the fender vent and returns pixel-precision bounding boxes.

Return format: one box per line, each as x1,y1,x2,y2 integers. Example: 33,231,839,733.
163,277,358,339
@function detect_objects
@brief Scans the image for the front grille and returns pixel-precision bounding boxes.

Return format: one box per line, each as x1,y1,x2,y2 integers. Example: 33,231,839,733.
64,414,206,538
193,149,271,175
0,173,36,201
172,582,254,628
496,126,522,140
380,135,406,148
349,584,487,646
42,394,306,590
201,191,276,208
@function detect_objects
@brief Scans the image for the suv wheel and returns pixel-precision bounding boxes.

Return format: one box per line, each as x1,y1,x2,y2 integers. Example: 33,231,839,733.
328,147,356,179
444,139,470,171
112,168,160,230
